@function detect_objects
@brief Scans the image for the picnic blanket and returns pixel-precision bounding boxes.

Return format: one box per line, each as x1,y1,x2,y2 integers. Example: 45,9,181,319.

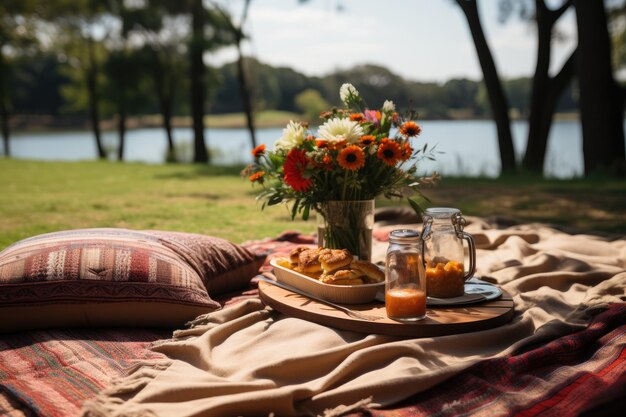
82,218,626,417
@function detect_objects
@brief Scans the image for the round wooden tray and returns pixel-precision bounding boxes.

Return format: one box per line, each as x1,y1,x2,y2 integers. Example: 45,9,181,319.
258,281,515,337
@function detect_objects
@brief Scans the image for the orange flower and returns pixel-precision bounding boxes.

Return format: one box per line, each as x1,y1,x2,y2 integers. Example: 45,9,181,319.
350,113,365,122
251,144,266,158
400,121,422,137
377,140,403,166
337,145,365,171
249,171,265,182
283,149,312,192
401,142,413,161
316,154,334,171
316,139,328,149
359,135,376,146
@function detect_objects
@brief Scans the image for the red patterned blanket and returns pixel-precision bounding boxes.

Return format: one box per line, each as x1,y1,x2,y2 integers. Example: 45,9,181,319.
1,232,624,417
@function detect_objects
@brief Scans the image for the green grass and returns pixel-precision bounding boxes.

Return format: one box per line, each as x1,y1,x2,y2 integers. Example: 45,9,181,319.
0,159,315,249
0,159,624,250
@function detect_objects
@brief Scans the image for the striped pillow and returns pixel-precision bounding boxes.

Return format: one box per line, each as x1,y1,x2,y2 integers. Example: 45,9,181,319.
0,228,265,333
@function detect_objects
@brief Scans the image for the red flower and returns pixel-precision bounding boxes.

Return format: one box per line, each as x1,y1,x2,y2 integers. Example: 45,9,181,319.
251,144,266,158
283,149,312,192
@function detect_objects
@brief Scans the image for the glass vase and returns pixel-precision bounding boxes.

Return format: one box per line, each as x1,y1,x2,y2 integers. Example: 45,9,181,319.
316,200,375,261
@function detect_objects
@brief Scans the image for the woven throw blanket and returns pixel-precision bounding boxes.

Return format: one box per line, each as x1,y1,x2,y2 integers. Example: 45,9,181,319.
0,328,170,417
82,220,626,417
0,236,304,417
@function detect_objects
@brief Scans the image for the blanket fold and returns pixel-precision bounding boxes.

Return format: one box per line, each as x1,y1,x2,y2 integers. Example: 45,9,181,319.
83,220,625,417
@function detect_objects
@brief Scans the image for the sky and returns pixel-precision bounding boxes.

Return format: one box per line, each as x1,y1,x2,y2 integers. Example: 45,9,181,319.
210,0,578,84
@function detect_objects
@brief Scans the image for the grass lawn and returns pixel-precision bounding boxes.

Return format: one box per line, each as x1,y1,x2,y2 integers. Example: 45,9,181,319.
0,158,624,250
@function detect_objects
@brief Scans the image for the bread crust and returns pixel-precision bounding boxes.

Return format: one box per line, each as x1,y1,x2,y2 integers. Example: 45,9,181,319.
297,248,323,273
320,269,364,285
319,249,352,272
276,247,385,286
350,259,385,283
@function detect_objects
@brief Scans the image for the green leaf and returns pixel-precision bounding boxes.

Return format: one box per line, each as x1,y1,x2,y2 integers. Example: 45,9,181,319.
291,198,300,219
407,197,424,217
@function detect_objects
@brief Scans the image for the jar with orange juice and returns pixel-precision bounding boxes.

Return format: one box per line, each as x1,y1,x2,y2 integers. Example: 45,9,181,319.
385,229,427,321
421,208,476,298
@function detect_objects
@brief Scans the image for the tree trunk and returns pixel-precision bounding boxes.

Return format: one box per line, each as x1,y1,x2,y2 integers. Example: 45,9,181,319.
456,0,517,175
117,100,126,161
0,52,10,157
87,38,105,159
190,0,208,164
152,52,175,159
236,46,257,150
234,0,256,150
574,0,626,176
523,1,575,174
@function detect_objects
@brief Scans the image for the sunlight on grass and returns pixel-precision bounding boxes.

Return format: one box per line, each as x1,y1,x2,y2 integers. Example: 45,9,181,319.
0,159,624,250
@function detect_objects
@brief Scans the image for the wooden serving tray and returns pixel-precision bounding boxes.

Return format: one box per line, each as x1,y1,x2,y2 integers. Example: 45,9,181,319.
258,281,515,338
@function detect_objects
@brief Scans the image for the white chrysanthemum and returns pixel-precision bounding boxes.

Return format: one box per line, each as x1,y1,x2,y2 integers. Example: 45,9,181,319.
339,83,359,104
274,120,305,150
383,100,395,113
317,118,364,144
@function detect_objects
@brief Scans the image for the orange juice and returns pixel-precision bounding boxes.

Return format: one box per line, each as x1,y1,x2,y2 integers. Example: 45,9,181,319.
385,287,427,320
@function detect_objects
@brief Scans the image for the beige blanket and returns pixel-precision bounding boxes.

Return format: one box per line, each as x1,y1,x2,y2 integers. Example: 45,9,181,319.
83,219,626,417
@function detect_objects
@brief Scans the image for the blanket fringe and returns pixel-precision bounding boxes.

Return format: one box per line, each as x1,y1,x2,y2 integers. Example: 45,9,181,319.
319,397,373,417
81,360,173,417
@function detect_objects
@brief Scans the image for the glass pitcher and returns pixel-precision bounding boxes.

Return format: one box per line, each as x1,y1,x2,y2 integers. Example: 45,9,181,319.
421,208,476,298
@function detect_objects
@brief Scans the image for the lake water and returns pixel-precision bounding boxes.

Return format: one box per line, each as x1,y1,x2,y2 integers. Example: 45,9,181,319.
3,120,617,178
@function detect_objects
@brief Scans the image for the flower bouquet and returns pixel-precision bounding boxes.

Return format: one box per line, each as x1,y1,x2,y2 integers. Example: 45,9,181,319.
244,83,438,260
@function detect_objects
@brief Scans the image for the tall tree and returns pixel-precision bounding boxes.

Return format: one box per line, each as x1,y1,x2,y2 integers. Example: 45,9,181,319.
518,0,577,173
187,0,234,163
103,49,144,161
190,0,208,163
122,5,187,161
456,0,517,175
213,0,257,150
0,0,38,157
51,0,111,159
573,0,625,175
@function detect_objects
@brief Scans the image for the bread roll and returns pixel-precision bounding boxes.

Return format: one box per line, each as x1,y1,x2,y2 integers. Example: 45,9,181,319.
319,249,352,272
319,269,364,285
350,259,385,283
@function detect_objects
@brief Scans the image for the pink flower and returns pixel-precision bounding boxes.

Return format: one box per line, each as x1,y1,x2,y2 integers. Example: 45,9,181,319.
364,110,381,125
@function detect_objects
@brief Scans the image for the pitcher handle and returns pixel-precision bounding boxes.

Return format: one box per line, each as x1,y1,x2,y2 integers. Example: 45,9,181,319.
461,232,476,281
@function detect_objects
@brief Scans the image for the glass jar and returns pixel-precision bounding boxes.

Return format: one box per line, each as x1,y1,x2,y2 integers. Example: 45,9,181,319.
385,229,427,321
421,207,476,298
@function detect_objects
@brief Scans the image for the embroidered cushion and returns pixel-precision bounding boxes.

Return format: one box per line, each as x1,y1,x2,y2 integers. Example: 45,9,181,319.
0,228,265,333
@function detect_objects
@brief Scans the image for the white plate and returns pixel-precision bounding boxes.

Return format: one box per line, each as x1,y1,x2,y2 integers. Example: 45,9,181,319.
373,278,503,306
270,259,384,304
426,279,502,306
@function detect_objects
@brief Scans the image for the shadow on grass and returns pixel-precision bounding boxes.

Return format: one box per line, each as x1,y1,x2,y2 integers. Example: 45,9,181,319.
154,163,247,180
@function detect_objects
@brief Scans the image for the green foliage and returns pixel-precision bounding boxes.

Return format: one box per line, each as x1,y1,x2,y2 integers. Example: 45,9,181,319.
294,89,330,123
0,0,588,125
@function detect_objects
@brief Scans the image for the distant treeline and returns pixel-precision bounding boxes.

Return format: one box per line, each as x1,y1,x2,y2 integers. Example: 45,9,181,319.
10,54,578,125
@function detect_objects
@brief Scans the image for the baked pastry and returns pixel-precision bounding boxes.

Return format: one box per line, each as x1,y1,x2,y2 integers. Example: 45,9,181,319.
296,248,323,273
289,246,310,265
319,269,364,285
276,247,385,286
350,259,384,283
318,249,352,272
